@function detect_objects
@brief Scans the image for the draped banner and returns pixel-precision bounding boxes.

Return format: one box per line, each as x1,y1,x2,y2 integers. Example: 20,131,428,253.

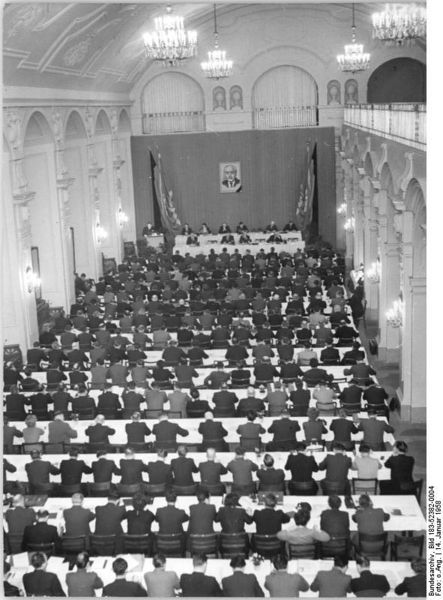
149,149,181,250
295,141,317,234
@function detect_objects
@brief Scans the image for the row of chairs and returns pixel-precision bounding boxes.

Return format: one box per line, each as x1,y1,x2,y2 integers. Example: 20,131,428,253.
11,531,424,562
15,477,423,502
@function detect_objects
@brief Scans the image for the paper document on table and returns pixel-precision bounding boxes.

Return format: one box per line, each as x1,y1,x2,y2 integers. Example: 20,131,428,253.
12,553,29,568
48,556,66,571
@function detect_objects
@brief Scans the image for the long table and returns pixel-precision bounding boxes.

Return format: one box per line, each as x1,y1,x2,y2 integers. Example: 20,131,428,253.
5,494,425,534
6,450,395,484
173,242,305,257
8,415,395,446
6,555,415,597
175,232,303,245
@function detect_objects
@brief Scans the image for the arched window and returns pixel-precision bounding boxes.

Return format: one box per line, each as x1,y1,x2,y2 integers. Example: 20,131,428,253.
252,65,318,129
142,73,205,134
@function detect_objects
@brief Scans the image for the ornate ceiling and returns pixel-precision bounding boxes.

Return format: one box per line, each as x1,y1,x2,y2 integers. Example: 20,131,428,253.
3,2,426,95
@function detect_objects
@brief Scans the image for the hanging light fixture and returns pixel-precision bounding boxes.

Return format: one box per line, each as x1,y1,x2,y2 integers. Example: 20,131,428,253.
201,4,233,79
337,3,370,73
143,5,197,67
372,4,426,46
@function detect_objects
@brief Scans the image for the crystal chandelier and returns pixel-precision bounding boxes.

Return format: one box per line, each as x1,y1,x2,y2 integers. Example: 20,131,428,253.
386,298,404,328
372,4,426,46
201,4,233,79
337,3,370,73
143,5,197,66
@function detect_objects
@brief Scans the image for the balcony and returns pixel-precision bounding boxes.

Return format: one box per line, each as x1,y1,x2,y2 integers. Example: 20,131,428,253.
143,111,205,135
344,103,426,150
253,106,318,130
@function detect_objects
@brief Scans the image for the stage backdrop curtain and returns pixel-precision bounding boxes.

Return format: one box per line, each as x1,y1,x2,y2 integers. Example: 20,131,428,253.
142,73,205,134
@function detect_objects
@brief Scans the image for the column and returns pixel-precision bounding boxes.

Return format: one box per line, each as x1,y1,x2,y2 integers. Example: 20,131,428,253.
362,178,379,320
343,163,354,268
401,277,426,422
110,110,125,263
85,109,104,278
335,149,346,252
52,109,76,308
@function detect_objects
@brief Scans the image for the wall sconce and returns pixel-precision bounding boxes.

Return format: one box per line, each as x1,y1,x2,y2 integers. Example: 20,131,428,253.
118,208,129,228
344,217,355,232
386,298,404,328
25,266,41,293
337,203,347,215
366,259,381,284
95,223,108,245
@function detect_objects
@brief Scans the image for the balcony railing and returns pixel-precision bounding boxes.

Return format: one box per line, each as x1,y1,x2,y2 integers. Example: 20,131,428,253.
344,103,426,149
143,111,205,135
253,106,318,129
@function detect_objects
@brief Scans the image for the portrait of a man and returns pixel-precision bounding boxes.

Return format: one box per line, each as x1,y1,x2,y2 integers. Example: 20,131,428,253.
220,162,242,193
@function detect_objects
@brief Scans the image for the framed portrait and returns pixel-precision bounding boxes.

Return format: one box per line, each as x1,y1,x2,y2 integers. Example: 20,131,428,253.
219,161,242,193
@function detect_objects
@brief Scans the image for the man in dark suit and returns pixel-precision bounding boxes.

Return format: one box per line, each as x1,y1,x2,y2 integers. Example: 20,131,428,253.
319,442,353,495
334,320,359,345
198,412,229,451
253,492,291,535
94,491,126,552
4,494,36,552
267,409,300,451
152,412,189,450
236,388,266,417
155,490,189,534
227,446,258,495
25,450,60,494
394,558,426,597
256,454,286,492
320,494,350,540
222,555,264,597
85,414,116,447
27,342,48,369
329,408,360,450
91,449,121,483
198,448,228,495
125,412,151,447
303,358,334,386
355,411,394,451
310,556,352,597
339,383,363,412
121,382,144,417
285,442,319,494
22,509,61,553
103,557,147,597
188,491,217,535
23,551,66,597
171,445,199,488
59,447,93,488
3,416,23,453
264,554,309,597
212,383,238,417
180,553,222,596
146,449,173,486
350,556,390,596
204,362,230,388
343,359,376,386
320,341,341,364
63,492,95,536
97,383,121,417
253,356,279,385
341,341,365,364
119,447,150,486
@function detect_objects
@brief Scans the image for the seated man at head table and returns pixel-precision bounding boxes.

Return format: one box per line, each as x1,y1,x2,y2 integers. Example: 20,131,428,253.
142,222,158,236
103,557,147,597
22,551,66,597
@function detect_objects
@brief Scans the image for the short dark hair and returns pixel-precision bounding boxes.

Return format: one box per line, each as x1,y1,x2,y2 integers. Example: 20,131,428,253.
358,494,371,508
153,553,166,569
296,441,307,452
294,508,310,526
328,495,342,510
112,557,128,576
224,493,240,508
30,552,47,569
334,555,349,568
192,553,207,567
165,491,177,503
359,443,371,454
309,358,319,367
272,554,288,570
411,558,426,574
230,555,246,569
263,453,274,468
197,490,209,503
247,410,257,422
395,440,408,453
264,493,277,508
